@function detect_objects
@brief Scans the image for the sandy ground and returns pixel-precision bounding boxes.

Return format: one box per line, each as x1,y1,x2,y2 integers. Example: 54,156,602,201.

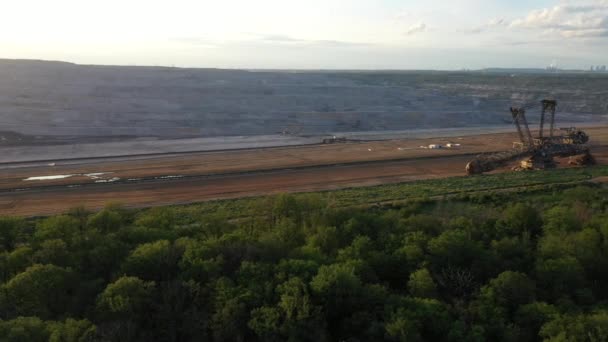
0,131,522,189
0,135,320,163
0,125,530,164
0,155,476,217
2,126,608,217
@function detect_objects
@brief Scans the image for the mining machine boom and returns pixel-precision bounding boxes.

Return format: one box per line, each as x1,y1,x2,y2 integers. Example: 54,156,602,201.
466,100,592,175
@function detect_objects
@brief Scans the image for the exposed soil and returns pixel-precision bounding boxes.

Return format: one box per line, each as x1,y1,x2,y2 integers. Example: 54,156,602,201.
2,60,607,138
0,155,474,217
1,127,607,217
0,131,526,190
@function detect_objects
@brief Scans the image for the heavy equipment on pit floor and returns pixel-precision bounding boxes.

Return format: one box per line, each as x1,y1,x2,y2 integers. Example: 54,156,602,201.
466,100,594,175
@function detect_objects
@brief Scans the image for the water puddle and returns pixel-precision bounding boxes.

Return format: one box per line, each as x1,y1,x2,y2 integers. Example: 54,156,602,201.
156,175,184,180
24,172,116,182
94,177,121,183
24,175,74,181
84,172,109,179
22,172,182,185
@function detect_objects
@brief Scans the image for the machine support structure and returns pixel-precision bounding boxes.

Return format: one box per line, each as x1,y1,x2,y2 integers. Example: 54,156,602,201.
465,99,592,175
511,108,526,147
540,100,557,140
510,107,533,147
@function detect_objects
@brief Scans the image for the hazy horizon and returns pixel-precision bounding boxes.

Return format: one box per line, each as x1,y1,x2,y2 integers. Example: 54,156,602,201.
3,57,607,72
2,0,608,70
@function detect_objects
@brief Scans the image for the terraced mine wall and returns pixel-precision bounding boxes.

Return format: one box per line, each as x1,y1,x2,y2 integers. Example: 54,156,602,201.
1,59,607,142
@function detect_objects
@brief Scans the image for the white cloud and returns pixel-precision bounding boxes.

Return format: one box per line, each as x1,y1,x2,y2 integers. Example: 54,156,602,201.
405,23,427,36
260,34,303,43
257,34,371,47
510,1,608,38
172,33,370,49
170,37,218,48
395,10,413,21
468,18,508,34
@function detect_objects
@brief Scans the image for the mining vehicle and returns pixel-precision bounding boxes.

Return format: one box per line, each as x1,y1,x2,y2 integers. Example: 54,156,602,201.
466,100,593,175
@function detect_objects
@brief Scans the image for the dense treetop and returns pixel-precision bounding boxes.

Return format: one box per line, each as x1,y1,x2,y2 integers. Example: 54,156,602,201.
1,178,608,341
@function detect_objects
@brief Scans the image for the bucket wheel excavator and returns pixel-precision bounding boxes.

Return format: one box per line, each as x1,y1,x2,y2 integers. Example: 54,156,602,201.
466,100,593,175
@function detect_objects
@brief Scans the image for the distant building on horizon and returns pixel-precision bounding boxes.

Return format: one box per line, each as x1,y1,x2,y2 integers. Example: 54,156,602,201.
590,65,606,72
546,64,559,72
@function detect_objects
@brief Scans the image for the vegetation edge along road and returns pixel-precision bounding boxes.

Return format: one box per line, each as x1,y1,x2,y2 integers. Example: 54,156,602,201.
168,165,608,221
2,166,608,340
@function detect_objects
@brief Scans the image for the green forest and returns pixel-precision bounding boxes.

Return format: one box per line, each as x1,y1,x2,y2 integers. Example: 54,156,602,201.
2,169,608,341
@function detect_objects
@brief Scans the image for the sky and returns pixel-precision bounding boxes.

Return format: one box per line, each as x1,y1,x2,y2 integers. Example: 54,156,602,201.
1,0,607,69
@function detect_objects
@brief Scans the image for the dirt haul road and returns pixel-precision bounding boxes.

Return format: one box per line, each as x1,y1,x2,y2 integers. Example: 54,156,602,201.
2,127,608,217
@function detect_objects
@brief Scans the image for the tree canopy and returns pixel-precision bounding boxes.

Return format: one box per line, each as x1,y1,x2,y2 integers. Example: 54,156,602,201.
1,184,608,341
